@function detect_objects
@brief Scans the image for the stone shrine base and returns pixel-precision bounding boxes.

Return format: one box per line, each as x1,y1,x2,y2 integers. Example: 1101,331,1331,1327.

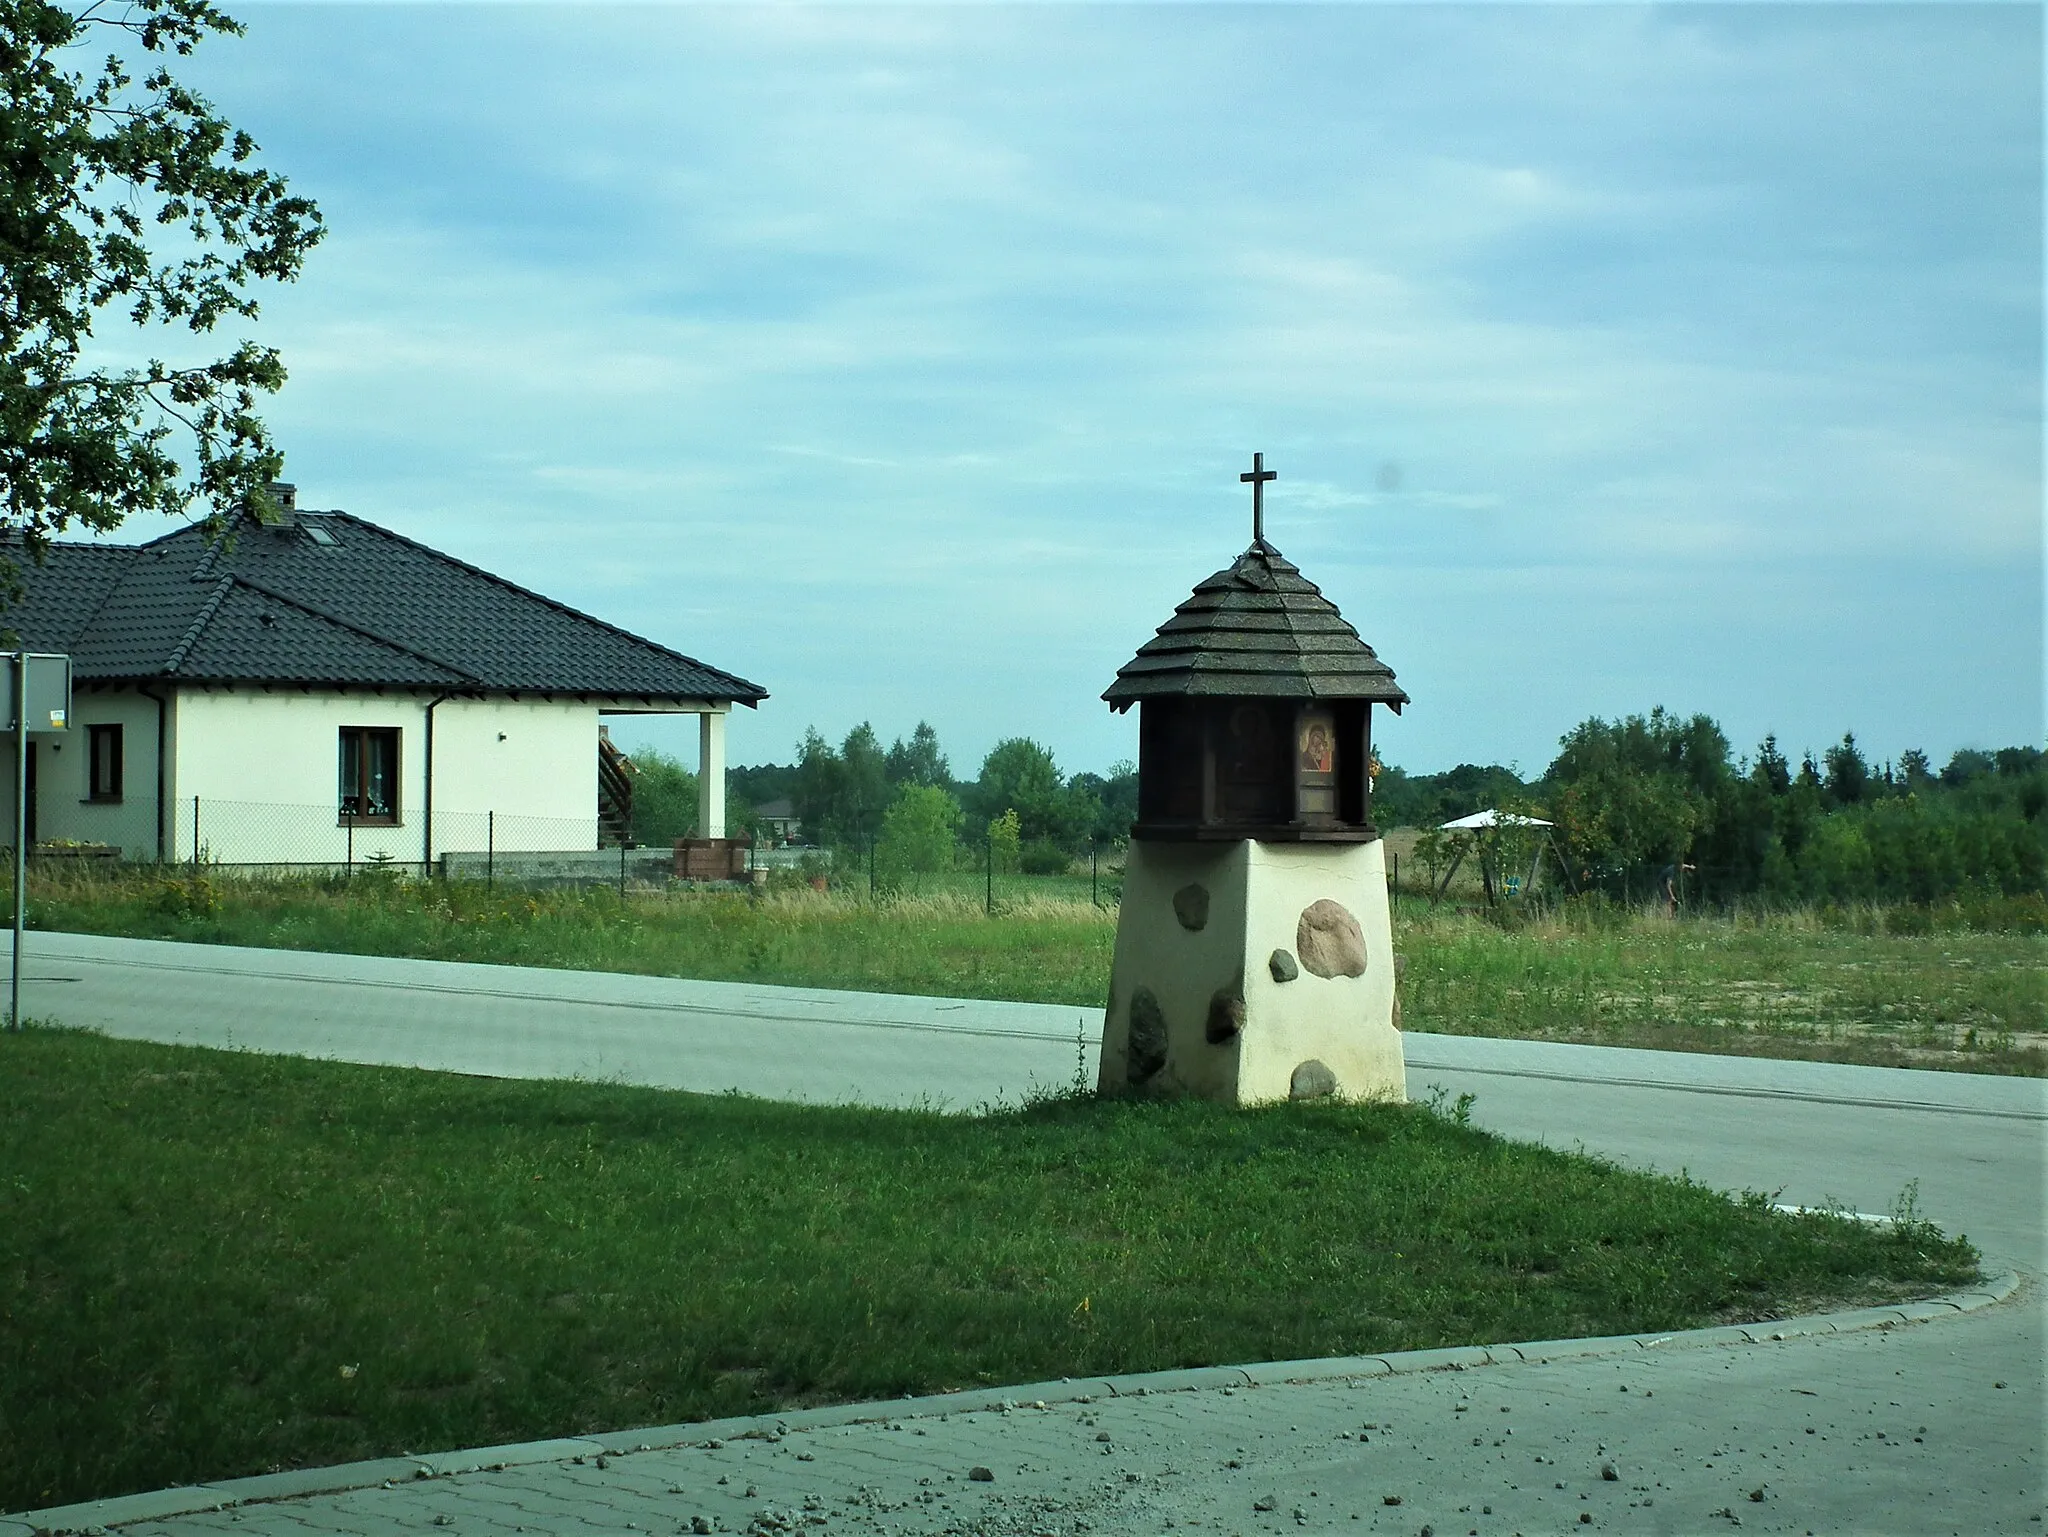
1098,837,1405,1106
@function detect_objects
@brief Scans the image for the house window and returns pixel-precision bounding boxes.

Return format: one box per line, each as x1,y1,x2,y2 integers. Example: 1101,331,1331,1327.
87,724,123,802
338,727,400,822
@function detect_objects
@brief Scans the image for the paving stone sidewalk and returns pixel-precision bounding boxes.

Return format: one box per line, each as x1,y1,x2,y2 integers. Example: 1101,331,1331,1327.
12,1272,2034,1537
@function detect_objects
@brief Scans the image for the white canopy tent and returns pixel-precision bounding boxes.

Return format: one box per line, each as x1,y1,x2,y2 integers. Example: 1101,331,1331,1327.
1438,809,1553,832
1431,808,1557,902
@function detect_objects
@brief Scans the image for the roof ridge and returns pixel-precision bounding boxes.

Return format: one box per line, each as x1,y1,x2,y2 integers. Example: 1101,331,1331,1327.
317,512,766,701
165,576,237,674
189,524,236,582
229,577,483,685
63,546,144,651
131,522,203,554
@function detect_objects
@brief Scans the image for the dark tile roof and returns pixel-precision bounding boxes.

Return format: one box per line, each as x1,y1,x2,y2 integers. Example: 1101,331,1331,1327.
2,512,767,703
1104,541,1407,711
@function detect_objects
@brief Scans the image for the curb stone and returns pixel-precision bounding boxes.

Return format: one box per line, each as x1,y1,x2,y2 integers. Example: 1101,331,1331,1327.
1239,1355,1395,1385
10,1267,2024,1534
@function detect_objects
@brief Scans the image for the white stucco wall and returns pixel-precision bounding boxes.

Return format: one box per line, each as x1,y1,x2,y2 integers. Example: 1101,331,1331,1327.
423,696,600,854
3,687,165,860
170,688,423,865
1237,839,1404,1105
4,684,724,867
163,688,606,865
1100,837,1405,1106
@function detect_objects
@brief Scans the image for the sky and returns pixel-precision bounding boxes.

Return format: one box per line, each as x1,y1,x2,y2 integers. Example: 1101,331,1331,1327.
96,2,2043,783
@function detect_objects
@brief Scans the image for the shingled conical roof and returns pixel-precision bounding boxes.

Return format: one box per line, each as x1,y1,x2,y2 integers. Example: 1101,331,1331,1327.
1104,540,1406,711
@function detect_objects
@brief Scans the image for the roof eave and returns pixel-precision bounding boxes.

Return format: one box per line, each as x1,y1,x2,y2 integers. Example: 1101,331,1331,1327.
1102,676,1410,706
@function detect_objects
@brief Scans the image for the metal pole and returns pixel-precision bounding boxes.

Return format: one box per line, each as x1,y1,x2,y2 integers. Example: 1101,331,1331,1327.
1091,837,1098,908
868,830,875,899
10,653,26,1030
486,810,495,890
191,794,200,877
345,809,354,875
619,836,627,901
985,829,992,916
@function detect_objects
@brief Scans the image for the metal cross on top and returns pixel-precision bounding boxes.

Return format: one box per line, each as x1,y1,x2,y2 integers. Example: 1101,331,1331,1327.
1240,452,1277,545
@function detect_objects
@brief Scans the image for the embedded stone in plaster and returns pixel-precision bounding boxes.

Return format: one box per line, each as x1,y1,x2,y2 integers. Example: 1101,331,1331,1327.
1205,978,1246,1044
1296,898,1367,979
1289,1059,1338,1100
1172,883,1210,931
1127,988,1168,1084
1267,948,1299,983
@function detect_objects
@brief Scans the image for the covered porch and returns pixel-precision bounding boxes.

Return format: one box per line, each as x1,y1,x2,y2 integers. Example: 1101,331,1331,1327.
598,700,736,841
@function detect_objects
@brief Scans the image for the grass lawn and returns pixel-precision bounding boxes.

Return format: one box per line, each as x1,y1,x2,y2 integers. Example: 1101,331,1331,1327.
1394,904,2046,1074
0,1026,1979,1514
24,864,2047,1074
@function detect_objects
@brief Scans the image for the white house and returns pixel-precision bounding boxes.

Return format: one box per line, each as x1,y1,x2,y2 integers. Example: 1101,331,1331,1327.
2,486,766,868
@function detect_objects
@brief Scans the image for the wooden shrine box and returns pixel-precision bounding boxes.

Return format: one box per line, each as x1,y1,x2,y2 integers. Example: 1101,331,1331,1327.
1107,541,1408,837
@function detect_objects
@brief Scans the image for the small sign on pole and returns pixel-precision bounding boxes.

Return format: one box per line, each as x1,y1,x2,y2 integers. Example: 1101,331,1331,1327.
0,652,73,736
6,653,72,1031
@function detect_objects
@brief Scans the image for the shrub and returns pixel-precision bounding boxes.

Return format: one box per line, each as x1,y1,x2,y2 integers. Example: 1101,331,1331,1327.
629,750,698,847
987,809,1021,875
152,877,218,918
876,785,963,884
1956,891,2048,934
1020,838,1071,876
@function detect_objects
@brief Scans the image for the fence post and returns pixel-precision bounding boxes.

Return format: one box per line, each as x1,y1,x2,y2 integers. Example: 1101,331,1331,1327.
619,837,627,901
10,651,26,1032
486,810,494,890
1090,837,1098,908
985,829,993,916
868,832,876,900
345,809,354,876
191,795,200,876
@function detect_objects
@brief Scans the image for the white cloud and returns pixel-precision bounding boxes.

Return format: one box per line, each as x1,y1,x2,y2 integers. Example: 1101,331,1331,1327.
128,1,2040,775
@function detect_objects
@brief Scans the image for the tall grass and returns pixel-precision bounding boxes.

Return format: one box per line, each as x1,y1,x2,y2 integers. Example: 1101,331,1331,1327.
28,865,1121,1006
19,862,2044,1074
1392,899,2045,1073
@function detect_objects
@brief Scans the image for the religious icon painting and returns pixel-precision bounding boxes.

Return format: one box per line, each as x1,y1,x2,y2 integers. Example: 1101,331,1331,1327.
1298,712,1336,775
1297,709,1338,819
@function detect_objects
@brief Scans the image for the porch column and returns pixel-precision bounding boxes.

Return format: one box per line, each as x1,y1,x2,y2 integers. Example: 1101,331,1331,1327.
697,709,727,839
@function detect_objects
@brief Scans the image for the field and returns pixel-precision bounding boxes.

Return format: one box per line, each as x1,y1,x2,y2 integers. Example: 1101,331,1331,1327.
1395,903,2045,1074
23,862,2046,1075
0,1026,1980,1513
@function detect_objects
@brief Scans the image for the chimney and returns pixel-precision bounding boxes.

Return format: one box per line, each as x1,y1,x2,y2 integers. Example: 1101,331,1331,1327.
266,481,297,528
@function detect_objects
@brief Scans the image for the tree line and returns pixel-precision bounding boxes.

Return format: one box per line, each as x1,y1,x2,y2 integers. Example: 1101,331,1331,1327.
628,722,1137,877
780,723,1135,876
1388,710,2044,907
629,710,2043,903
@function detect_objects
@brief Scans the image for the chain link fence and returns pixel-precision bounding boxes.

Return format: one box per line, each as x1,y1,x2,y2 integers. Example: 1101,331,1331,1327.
778,834,1124,913
145,797,664,886
11,793,783,894
33,796,160,865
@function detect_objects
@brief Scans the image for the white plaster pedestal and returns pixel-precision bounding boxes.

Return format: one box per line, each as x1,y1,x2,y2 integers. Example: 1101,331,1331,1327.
1098,837,1405,1105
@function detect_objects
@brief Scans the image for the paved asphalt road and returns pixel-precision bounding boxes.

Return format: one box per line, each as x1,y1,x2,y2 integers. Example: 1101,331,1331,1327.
7,930,2044,1536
